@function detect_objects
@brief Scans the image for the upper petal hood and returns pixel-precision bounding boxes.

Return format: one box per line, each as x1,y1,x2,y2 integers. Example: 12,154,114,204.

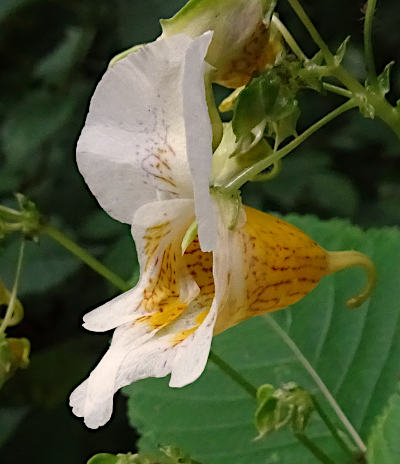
77,32,216,245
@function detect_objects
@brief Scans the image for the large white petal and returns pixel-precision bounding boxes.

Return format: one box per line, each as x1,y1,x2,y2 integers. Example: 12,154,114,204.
183,32,217,251
83,199,198,332
77,33,212,224
71,297,214,429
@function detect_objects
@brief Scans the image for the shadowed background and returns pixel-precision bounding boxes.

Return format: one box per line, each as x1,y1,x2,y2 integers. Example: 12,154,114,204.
0,0,399,462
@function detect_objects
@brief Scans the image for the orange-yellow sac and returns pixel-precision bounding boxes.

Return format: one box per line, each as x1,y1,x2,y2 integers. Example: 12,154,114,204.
213,206,329,333
135,206,375,344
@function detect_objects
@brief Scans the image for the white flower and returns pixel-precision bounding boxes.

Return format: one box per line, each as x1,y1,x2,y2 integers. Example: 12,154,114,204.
70,30,372,430
70,32,229,429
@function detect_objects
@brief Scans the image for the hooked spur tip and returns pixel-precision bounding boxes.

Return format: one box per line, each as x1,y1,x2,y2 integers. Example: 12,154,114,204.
325,250,377,309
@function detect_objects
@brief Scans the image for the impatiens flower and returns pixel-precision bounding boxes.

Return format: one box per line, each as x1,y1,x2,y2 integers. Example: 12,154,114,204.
111,0,283,89
70,33,375,429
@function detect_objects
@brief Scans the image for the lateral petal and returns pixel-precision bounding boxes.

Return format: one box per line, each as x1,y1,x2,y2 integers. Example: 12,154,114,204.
83,199,197,332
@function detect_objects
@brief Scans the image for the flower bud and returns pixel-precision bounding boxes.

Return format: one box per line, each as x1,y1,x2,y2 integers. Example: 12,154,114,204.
255,382,315,439
160,0,283,88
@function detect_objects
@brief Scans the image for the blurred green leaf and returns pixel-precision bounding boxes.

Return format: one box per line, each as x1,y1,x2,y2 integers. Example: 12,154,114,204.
8,337,105,408
367,386,400,463
34,26,95,86
0,235,81,296
257,151,359,217
0,406,29,448
2,89,79,170
0,0,39,21
103,234,139,286
126,215,400,463
80,211,126,241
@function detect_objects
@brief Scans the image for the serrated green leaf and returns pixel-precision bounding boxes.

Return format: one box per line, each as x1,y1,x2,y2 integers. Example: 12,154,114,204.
125,215,400,464
366,387,400,463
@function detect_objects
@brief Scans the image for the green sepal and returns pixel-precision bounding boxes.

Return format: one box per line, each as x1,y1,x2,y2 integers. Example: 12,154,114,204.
366,61,395,97
334,36,351,66
254,382,315,439
0,335,30,390
377,61,395,96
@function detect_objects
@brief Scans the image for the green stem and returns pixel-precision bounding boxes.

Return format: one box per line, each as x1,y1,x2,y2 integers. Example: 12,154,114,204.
364,0,378,84
223,99,356,192
285,0,400,141
208,351,257,398
42,224,130,293
322,83,352,99
286,0,334,62
312,396,355,459
272,14,307,61
295,433,336,464
0,240,25,334
251,160,281,182
265,316,367,454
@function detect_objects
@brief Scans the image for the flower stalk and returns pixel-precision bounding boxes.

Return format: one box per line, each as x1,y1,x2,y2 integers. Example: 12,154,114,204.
41,224,130,293
0,240,25,334
363,0,378,85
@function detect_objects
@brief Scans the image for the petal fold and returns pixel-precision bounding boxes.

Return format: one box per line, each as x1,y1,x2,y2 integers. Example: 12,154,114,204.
182,31,217,252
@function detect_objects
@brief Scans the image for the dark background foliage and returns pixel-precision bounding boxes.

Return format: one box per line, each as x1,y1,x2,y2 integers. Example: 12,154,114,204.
0,0,399,462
